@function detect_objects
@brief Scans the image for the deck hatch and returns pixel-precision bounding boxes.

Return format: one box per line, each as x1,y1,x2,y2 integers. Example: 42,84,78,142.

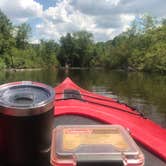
64,89,82,100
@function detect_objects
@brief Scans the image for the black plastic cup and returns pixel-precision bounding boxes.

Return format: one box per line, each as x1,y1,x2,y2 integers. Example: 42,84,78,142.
0,81,55,166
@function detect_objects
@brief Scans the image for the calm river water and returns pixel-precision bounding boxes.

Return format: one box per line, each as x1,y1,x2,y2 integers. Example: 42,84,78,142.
0,68,166,127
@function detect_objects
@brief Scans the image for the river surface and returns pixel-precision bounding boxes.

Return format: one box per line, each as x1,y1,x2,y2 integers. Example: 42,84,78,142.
0,68,166,128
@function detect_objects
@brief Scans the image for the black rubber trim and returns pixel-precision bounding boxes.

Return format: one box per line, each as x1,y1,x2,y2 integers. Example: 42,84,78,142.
64,89,82,100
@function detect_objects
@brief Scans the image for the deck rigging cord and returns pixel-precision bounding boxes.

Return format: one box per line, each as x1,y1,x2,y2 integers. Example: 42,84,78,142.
55,91,146,118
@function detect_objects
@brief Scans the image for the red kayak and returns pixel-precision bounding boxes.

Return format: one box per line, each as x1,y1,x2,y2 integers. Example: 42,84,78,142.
54,77,166,161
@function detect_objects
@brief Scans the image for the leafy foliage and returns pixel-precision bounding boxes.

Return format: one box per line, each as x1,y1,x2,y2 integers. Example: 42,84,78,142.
0,10,165,73
0,10,14,56
15,23,31,49
58,31,95,67
0,10,59,69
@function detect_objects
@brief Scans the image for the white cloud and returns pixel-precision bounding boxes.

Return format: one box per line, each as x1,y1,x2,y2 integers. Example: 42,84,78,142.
70,0,122,15
1,0,166,42
29,38,40,44
36,0,131,42
0,0,43,23
71,0,166,17
120,14,135,31
36,0,97,41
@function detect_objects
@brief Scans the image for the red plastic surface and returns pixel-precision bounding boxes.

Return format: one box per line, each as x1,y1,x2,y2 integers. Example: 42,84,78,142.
54,77,166,161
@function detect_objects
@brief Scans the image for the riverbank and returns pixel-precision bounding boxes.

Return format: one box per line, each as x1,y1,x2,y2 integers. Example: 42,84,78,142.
59,66,103,70
1,66,166,75
4,68,43,72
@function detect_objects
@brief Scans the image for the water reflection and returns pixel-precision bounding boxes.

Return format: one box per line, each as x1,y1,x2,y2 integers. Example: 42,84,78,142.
0,69,165,127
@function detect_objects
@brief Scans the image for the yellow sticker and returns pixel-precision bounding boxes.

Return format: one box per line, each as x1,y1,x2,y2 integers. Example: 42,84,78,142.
62,128,129,151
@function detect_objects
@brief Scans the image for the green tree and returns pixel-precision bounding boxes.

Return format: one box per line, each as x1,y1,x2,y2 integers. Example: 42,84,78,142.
0,10,14,55
15,23,31,49
0,10,15,68
143,42,166,73
142,14,156,32
73,31,94,67
58,33,75,66
58,31,95,67
38,40,59,67
162,18,166,26
128,14,156,36
92,42,106,67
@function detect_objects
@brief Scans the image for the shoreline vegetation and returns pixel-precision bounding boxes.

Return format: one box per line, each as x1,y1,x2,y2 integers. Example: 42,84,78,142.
0,10,166,74
4,68,43,72
3,67,103,72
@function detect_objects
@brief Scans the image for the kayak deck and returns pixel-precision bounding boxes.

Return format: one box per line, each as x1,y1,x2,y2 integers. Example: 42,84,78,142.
54,77,166,161
54,115,166,166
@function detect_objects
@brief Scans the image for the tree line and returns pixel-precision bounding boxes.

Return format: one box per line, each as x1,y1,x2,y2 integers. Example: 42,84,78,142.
0,10,59,69
0,10,166,73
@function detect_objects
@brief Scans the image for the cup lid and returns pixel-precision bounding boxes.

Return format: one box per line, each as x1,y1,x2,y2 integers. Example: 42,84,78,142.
0,81,55,116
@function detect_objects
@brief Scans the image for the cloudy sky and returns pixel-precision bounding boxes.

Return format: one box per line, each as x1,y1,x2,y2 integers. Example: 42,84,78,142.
0,0,166,43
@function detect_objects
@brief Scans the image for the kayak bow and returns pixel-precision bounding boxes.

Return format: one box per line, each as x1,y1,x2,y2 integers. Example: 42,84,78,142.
54,77,166,161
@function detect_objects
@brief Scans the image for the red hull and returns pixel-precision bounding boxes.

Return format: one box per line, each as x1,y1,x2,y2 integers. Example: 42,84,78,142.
54,77,166,161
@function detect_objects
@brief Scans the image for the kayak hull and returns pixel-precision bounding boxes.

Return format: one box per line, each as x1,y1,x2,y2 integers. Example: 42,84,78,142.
54,77,166,161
